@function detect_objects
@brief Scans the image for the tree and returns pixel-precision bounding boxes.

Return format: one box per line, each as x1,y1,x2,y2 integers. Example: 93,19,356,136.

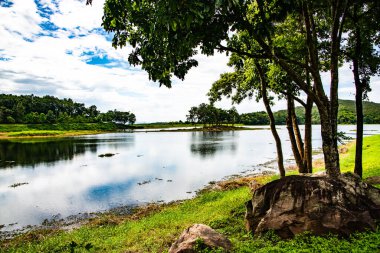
46,110,57,124
208,58,286,177
227,107,239,126
344,1,380,178
187,106,199,125
13,102,25,123
98,0,372,177
186,103,239,127
128,113,136,125
86,105,100,119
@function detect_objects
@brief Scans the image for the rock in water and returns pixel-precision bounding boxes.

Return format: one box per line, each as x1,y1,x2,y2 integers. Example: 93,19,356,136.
245,173,380,239
169,224,232,253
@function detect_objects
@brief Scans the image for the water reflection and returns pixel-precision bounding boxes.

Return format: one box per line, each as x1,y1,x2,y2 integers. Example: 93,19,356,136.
0,134,135,168
190,131,237,158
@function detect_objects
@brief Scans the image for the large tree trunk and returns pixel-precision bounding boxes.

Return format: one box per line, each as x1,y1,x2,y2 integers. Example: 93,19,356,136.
303,96,313,173
319,105,340,177
256,62,285,177
325,0,347,178
354,73,364,178
352,4,363,178
286,95,306,173
291,103,305,161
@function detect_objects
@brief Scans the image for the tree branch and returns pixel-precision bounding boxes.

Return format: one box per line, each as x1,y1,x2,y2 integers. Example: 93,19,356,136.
279,91,307,107
216,44,269,59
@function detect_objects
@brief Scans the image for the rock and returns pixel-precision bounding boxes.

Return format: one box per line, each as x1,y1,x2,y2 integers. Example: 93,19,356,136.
98,153,115,157
248,180,262,193
364,176,380,185
311,170,326,177
169,224,232,253
245,174,380,239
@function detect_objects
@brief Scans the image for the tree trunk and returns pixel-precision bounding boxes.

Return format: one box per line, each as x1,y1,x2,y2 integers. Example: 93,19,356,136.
256,62,286,177
352,4,363,178
286,95,306,173
303,96,313,173
291,101,305,160
354,71,363,178
319,105,340,177
326,0,347,177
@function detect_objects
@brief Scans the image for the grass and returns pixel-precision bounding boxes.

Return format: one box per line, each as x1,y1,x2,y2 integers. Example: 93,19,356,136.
339,137,380,178
2,135,380,252
0,123,250,138
0,123,125,139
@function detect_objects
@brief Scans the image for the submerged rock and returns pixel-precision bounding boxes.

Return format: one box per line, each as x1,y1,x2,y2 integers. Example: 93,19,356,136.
245,173,380,239
169,224,232,253
98,153,115,157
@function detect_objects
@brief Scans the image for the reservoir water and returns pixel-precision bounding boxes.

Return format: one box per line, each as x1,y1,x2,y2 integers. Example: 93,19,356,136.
1,125,379,230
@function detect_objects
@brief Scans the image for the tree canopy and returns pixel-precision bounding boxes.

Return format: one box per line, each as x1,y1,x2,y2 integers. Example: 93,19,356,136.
0,94,136,125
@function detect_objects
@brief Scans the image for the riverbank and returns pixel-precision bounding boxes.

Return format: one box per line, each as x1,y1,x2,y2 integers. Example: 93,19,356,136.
134,123,245,129
0,123,261,139
139,125,261,132
1,135,380,252
0,123,127,139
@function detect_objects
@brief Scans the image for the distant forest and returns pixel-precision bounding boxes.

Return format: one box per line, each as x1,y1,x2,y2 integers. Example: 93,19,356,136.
241,100,380,125
0,94,136,125
187,100,380,126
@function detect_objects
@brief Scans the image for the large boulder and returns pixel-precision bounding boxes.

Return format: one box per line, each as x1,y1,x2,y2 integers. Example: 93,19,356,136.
364,176,380,185
245,173,380,239
169,224,232,253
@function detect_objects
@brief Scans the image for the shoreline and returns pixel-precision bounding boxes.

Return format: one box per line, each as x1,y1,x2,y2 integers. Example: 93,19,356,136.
0,164,285,241
0,130,110,140
0,126,265,140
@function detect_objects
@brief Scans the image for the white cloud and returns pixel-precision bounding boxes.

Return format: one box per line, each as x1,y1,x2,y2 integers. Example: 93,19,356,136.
0,0,379,123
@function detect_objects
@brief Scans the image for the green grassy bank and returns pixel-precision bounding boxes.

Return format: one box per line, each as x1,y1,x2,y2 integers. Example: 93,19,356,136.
2,135,380,252
0,123,251,138
0,123,127,138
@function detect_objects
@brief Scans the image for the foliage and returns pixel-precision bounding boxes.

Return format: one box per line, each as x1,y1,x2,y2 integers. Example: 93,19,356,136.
240,111,269,125
187,103,239,126
272,99,380,125
0,94,136,125
187,99,380,126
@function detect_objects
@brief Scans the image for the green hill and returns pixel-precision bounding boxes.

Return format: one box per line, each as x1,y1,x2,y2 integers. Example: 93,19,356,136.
241,99,380,125
293,99,380,124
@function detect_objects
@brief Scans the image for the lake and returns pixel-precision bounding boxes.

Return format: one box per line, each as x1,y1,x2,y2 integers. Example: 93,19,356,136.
1,125,380,231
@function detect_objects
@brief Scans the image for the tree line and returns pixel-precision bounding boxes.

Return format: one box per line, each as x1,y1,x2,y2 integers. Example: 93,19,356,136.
188,99,380,126
186,104,239,126
0,94,136,125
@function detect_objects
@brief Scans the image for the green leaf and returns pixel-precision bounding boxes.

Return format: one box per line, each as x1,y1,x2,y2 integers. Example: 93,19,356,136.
171,21,177,31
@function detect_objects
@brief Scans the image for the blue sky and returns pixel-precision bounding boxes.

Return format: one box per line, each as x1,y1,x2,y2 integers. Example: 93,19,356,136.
0,0,379,122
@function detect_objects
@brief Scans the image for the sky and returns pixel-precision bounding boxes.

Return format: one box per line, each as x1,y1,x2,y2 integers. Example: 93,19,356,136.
0,0,379,123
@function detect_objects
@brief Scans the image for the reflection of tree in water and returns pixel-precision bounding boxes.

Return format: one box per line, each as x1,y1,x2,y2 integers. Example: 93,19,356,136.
0,136,135,168
190,131,237,158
